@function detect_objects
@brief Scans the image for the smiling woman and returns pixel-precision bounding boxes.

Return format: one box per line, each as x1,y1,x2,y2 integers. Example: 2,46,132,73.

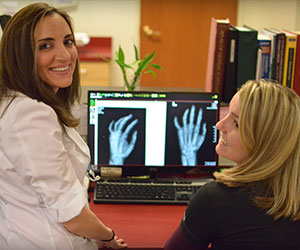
35,12,78,92
215,92,248,165
0,2,127,250
165,80,300,250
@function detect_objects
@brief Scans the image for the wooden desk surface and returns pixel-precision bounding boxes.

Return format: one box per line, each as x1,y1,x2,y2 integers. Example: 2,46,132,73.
89,194,186,249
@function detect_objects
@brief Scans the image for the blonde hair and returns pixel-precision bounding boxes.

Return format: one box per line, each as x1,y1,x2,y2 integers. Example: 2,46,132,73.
214,80,300,221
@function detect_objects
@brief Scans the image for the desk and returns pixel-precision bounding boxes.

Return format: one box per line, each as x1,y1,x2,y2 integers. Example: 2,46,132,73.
89,193,186,249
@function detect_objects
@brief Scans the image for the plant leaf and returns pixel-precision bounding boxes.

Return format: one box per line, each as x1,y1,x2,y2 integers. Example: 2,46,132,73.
113,44,162,89
97,54,111,63
134,44,139,61
150,63,161,69
118,46,125,64
128,60,141,67
115,59,133,69
144,68,157,77
135,51,156,76
131,52,155,85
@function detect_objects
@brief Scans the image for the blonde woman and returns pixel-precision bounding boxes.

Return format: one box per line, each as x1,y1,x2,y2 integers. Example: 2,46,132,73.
165,80,300,249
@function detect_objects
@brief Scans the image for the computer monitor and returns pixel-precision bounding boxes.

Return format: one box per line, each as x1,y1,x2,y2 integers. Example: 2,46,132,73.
87,90,219,173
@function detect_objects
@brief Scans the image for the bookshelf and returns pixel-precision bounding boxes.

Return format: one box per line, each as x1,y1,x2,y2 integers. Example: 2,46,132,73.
206,19,300,102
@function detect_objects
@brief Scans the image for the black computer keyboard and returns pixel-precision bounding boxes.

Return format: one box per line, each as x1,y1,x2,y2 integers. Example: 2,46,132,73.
93,177,213,205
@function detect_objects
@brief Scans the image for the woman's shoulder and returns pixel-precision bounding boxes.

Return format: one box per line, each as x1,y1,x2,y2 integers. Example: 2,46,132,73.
12,92,48,107
192,181,247,203
0,92,58,126
2,92,54,116
200,180,231,193
186,181,252,223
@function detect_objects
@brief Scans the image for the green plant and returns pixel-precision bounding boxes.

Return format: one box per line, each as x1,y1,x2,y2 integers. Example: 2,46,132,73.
101,45,162,91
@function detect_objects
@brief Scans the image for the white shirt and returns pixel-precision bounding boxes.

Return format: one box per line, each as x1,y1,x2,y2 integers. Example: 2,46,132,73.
0,93,97,250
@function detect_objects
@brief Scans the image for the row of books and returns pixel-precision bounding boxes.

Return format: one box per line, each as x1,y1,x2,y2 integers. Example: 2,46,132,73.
205,18,300,103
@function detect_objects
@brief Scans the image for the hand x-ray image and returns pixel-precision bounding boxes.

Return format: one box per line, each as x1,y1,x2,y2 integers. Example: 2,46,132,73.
174,105,207,166
97,107,146,165
108,114,138,165
165,103,212,166
88,90,219,167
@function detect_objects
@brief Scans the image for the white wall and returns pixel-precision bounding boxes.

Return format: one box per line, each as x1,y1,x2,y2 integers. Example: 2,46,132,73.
68,0,141,87
237,0,300,31
1,0,300,87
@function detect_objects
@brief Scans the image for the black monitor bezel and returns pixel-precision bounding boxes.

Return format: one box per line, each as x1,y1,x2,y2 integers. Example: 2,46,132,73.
87,90,220,177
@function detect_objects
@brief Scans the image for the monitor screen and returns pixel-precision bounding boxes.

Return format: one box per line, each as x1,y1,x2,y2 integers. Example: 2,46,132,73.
87,90,219,169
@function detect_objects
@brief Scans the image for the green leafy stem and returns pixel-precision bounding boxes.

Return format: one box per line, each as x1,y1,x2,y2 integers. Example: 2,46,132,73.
99,45,162,91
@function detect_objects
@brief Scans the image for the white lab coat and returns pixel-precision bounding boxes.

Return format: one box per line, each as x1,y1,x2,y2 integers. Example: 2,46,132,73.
0,93,97,250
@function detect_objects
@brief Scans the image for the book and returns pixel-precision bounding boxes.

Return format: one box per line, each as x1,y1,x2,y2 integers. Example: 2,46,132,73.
293,31,300,96
270,29,286,84
283,30,300,96
205,17,230,97
222,25,238,103
256,33,272,80
256,46,262,81
260,28,278,80
235,26,258,89
280,30,297,88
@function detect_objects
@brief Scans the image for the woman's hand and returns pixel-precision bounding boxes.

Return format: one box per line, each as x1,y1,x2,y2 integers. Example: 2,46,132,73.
97,236,127,249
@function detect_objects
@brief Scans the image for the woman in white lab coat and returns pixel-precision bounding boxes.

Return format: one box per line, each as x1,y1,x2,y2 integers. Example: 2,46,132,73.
0,3,127,250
